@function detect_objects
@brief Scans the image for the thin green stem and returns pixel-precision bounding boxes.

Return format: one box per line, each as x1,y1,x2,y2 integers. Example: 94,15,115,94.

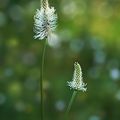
40,39,47,120
65,91,77,119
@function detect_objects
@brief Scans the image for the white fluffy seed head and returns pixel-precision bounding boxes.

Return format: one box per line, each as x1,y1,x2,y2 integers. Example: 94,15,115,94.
67,62,87,92
34,0,57,40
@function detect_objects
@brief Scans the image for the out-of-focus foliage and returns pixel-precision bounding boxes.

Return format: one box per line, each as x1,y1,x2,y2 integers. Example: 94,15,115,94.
0,0,120,120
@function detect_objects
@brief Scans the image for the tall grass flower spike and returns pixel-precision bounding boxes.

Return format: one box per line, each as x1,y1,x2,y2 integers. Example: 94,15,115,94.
33,0,57,120
34,0,57,40
65,62,87,118
67,62,87,92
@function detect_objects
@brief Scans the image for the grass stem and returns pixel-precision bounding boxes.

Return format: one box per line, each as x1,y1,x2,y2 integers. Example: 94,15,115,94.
40,39,47,120
65,91,77,119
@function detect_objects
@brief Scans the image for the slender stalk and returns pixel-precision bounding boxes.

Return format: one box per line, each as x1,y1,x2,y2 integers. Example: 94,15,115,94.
65,91,77,119
40,39,47,120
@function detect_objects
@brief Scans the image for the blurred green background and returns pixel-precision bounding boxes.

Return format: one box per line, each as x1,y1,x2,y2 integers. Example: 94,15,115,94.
0,0,120,120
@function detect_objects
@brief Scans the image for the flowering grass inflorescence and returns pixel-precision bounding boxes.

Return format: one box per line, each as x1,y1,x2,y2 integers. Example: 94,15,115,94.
65,62,87,118
34,0,57,40
33,1,57,120
67,62,87,92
